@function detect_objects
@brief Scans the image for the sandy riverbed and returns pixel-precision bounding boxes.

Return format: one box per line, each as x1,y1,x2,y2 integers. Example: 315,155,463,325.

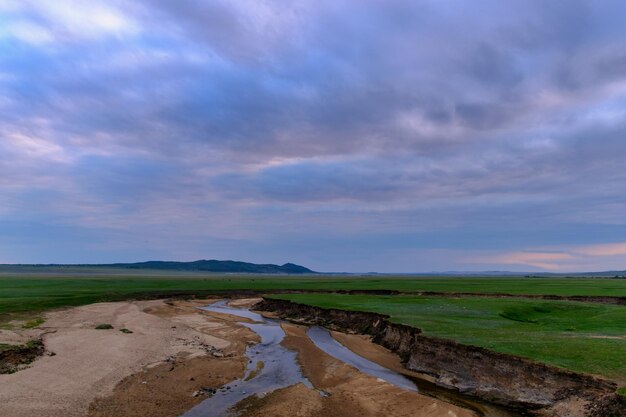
0,298,477,417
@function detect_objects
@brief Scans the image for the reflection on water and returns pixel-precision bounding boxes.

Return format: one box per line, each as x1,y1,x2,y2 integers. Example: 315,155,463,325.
180,301,522,417
307,326,418,392
181,301,311,417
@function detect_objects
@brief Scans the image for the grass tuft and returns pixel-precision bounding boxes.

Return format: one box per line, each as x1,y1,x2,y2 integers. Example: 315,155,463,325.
22,317,45,329
95,323,114,330
0,343,19,353
25,340,43,349
245,361,265,381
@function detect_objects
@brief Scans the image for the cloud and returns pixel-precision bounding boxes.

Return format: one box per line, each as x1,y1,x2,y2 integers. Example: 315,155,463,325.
2,1,626,269
0,1,137,45
476,242,626,271
576,243,626,257
479,251,574,270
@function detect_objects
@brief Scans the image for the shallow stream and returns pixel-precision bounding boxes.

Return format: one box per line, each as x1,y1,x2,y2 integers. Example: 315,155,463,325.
181,301,311,417
181,300,522,417
307,326,418,392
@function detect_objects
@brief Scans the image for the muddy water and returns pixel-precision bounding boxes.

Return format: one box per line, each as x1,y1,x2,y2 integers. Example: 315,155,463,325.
181,301,311,417
185,301,522,417
403,375,523,417
307,326,522,417
307,326,418,392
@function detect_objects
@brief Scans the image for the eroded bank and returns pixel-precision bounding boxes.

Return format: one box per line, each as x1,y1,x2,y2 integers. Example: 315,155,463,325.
255,298,622,417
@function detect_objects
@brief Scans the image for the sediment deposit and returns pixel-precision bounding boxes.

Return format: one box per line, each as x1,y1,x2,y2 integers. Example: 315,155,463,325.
256,298,620,417
0,298,481,417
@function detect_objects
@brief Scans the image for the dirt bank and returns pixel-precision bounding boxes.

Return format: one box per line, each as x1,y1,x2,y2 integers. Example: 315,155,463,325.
87,299,260,417
3,297,616,417
1,297,477,417
0,299,254,417
89,289,626,307
156,289,626,306
256,298,619,417
0,339,45,374
237,322,477,417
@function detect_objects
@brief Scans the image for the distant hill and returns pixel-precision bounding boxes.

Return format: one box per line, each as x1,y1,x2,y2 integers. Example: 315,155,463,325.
0,259,316,274
2,261,624,276
94,260,315,274
539,270,626,278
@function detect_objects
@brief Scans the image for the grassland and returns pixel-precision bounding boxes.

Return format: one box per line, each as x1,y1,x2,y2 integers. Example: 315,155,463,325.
2,272,625,381
271,293,626,381
2,272,626,320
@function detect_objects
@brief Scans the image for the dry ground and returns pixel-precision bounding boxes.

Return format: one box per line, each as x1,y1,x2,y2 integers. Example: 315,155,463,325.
0,299,254,417
248,322,477,417
0,298,478,417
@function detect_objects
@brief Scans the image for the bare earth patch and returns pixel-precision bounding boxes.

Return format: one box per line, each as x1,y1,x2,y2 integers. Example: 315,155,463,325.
0,298,481,417
0,299,254,417
261,322,478,417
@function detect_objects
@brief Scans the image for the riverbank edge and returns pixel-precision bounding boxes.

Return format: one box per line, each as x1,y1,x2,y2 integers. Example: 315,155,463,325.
124,289,626,306
255,297,623,417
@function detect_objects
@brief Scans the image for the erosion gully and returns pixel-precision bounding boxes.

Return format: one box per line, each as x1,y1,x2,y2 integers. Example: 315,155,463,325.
181,300,522,417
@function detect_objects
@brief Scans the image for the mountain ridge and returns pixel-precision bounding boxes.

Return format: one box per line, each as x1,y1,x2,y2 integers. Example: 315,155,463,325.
106,259,315,274
0,260,316,274
0,259,318,274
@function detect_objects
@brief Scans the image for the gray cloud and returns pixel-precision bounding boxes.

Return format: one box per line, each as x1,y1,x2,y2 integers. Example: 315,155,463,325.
2,0,626,270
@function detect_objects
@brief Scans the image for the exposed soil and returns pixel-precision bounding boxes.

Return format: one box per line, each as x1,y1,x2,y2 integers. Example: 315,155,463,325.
237,322,476,417
0,298,254,417
1,297,480,417
86,299,259,417
331,332,533,417
331,331,414,375
3,296,619,417
586,393,626,417
256,297,620,417
78,288,626,307
0,339,45,374
144,288,626,306
87,352,244,417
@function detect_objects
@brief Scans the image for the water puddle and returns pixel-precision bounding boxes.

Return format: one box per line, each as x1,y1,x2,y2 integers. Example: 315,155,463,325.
307,326,418,391
181,301,311,417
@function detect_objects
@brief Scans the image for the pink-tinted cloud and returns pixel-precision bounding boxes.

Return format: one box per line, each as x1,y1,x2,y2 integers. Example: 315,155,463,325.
477,252,574,270
575,243,626,257
3,1,626,270
476,242,626,272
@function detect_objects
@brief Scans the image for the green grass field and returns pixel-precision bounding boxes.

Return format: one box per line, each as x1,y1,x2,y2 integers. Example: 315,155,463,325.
2,273,626,320
2,273,625,382
271,293,626,382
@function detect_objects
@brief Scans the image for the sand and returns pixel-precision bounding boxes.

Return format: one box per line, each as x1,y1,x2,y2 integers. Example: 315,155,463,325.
0,299,252,417
258,322,478,417
1,298,479,417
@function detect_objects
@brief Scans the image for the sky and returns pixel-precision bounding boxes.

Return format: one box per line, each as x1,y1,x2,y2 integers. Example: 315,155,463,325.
2,1,626,272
